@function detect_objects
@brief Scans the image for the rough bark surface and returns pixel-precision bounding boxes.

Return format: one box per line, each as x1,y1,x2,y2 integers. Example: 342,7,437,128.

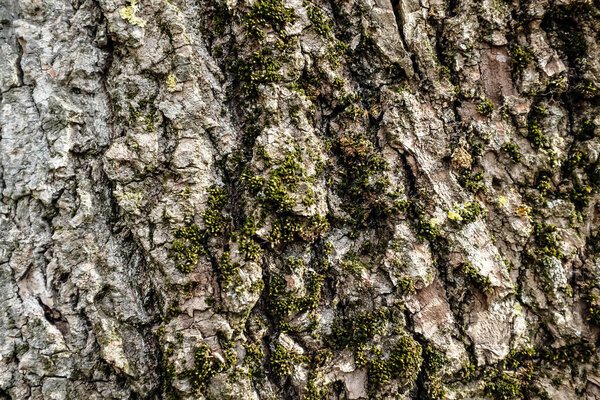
2,0,600,398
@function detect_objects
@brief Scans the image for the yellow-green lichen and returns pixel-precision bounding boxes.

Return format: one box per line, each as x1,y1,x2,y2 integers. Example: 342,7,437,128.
447,210,462,222
497,195,508,208
119,0,147,27
166,74,178,92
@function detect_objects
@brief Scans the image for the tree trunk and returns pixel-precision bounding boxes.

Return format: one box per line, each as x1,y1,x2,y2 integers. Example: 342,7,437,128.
1,0,600,398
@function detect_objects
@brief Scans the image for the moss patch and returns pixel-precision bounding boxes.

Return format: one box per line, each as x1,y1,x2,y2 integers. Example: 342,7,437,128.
246,0,296,40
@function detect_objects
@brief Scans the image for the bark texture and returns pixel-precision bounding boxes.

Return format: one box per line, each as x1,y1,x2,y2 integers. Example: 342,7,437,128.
2,0,600,398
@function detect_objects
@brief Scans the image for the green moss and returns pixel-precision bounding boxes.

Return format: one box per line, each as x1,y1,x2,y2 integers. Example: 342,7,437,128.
461,262,493,293
211,0,230,36
264,176,295,212
342,250,369,274
269,216,302,246
328,308,390,350
243,342,265,376
536,174,552,200
202,209,225,236
268,275,297,317
368,351,392,392
268,272,324,322
270,344,306,378
397,277,416,296
219,336,238,370
245,0,296,39
241,168,265,194
164,303,181,322
423,379,446,400
129,99,158,132
304,1,331,37
299,273,325,310
202,186,228,236
333,76,345,90
239,217,264,261
243,123,261,147
485,372,522,400
339,91,361,108
255,144,272,167
458,201,484,224
312,214,330,233
171,224,207,273
157,326,166,337
416,215,441,243
527,118,548,148
501,142,522,163
262,152,302,212
570,182,591,211
129,103,142,124
532,222,563,259
562,146,592,211
481,343,596,400
521,222,565,292
392,199,410,214
274,31,295,52
563,148,589,172
273,151,302,184
477,97,494,116
288,104,302,126
439,65,451,79
303,378,328,400
578,119,596,140
580,80,598,96
164,362,177,397
458,170,486,193
542,4,588,68
217,252,239,288
302,187,316,207
511,45,534,73
423,345,446,374
188,344,220,392
173,186,228,256
232,49,284,98
503,347,535,370
182,282,193,297
584,282,600,325
388,336,423,380
336,131,393,221
327,40,349,68
537,343,596,366
356,30,376,54
291,69,320,99
367,336,423,394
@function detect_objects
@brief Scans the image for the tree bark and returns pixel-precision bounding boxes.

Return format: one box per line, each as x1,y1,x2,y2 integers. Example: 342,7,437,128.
1,0,600,398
